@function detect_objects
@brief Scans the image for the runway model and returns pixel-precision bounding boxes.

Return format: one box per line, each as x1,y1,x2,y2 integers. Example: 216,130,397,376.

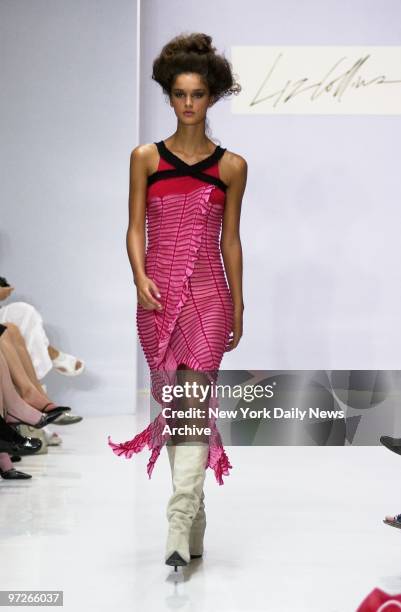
108,32,247,569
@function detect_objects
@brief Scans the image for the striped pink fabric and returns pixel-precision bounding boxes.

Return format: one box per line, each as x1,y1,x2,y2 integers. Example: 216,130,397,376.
108,145,234,485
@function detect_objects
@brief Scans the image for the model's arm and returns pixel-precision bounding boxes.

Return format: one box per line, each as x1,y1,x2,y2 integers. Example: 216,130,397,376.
127,146,162,311
220,153,248,350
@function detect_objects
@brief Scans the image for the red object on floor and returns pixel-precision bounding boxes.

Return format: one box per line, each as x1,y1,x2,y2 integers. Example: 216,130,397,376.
357,588,401,611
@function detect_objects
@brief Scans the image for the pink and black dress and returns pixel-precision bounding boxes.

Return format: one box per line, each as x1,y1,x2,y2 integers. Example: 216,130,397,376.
108,140,234,485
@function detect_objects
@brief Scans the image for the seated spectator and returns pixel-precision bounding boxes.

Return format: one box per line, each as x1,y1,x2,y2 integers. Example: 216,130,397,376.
0,277,84,427
0,278,84,379
0,411,42,479
0,344,69,479
0,324,69,412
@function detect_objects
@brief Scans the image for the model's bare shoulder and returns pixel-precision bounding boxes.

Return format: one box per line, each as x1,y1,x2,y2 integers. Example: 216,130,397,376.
220,150,248,187
130,143,159,176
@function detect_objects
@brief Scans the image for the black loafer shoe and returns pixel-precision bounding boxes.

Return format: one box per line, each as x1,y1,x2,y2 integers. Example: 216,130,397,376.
380,436,401,456
0,437,43,456
0,468,32,479
7,406,70,430
42,403,71,413
35,407,72,429
16,437,42,455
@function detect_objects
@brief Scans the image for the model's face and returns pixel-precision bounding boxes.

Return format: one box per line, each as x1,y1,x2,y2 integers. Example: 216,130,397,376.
169,73,214,124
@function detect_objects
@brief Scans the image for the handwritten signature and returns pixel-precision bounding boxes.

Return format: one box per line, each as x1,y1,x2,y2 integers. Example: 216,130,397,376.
250,53,401,107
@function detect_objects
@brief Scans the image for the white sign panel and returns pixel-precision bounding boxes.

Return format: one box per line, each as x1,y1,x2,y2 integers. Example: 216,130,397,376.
231,46,401,114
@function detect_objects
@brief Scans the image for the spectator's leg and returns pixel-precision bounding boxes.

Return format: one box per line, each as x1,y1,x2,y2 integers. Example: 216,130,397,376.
0,347,42,426
0,302,83,376
0,302,52,379
0,334,57,412
2,323,44,393
0,388,29,477
0,452,13,472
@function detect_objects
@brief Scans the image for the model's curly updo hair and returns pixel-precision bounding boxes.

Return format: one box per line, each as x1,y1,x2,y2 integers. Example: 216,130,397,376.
152,32,241,103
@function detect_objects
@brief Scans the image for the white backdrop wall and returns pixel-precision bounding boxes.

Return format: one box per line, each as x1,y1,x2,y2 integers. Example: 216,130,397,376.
1,0,139,415
138,0,401,381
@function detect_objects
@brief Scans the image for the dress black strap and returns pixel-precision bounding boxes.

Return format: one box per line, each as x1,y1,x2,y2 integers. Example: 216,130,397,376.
147,141,227,192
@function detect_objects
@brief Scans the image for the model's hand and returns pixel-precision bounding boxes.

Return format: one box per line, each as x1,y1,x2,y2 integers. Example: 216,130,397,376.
0,286,14,301
225,308,243,351
136,276,163,311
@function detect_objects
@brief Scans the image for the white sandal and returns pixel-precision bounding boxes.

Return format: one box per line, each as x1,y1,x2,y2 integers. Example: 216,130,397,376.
52,351,85,376
43,429,63,446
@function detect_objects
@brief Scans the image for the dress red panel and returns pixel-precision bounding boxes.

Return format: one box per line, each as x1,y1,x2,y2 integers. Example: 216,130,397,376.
108,141,234,485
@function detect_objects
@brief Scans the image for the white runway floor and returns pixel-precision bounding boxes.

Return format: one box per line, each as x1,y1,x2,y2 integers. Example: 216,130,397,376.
2,415,401,612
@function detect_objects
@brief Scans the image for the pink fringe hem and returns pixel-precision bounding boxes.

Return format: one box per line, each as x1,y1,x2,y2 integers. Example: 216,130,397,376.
108,427,232,485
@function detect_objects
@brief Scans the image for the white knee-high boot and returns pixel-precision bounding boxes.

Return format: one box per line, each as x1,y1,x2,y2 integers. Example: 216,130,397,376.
165,442,208,568
167,444,207,559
